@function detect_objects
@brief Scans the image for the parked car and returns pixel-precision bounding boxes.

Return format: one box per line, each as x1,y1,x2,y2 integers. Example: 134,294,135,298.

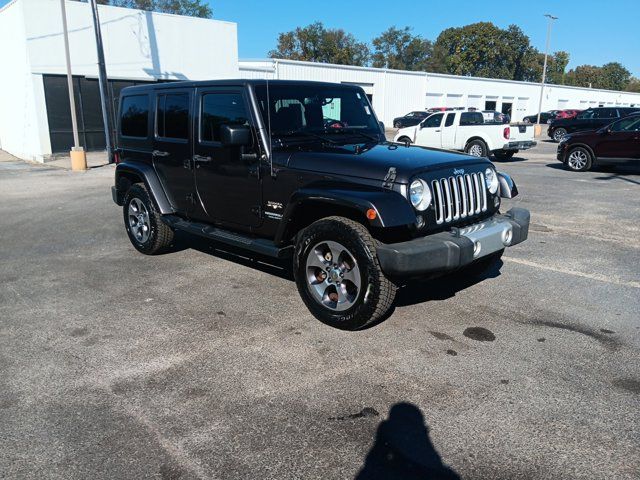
548,107,640,142
426,107,450,113
557,113,640,171
394,110,536,161
393,111,429,128
522,111,558,124
111,79,529,330
481,110,510,124
555,109,581,119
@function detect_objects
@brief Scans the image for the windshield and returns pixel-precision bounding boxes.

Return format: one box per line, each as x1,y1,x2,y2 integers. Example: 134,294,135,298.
254,84,381,141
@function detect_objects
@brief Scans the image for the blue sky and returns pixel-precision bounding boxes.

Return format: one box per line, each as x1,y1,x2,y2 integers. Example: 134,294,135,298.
211,0,640,77
2,0,637,76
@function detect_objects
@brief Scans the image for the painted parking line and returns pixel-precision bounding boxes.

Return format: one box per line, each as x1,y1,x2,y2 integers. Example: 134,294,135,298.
504,256,640,289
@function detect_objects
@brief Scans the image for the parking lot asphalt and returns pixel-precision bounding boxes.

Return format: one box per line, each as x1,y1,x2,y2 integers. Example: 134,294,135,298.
1,141,639,480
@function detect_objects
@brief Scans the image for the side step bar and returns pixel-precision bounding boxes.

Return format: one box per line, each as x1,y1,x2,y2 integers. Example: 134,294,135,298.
161,215,291,259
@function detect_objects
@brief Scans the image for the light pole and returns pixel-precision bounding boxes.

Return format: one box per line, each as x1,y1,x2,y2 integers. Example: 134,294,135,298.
60,0,86,171
536,14,558,125
89,0,115,163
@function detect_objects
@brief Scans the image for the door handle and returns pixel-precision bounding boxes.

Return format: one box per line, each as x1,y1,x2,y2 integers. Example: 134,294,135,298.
435,129,441,132
193,154,212,163
152,150,169,157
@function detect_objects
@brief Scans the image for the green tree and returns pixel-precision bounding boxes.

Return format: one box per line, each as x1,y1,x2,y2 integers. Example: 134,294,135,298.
269,22,370,66
433,22,527,79
565,62,631,90
371,26,432,71
521,50,570,84
626,77,640,93
81,0,212,18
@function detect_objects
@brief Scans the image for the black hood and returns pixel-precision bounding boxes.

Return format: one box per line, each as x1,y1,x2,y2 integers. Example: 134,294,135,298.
280,142,491,183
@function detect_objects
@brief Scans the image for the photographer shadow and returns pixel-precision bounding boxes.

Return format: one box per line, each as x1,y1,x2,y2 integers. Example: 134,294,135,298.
355,402,460,480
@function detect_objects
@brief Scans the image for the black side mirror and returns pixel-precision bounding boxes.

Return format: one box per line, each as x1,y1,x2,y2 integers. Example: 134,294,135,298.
221,124,251,146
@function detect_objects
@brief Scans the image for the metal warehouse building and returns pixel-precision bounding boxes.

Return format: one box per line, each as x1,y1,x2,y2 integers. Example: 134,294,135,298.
239,59,640,126
1,0,639,162
0,0,238,161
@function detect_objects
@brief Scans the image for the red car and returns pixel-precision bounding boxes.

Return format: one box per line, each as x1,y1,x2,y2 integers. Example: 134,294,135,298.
556,109,582,119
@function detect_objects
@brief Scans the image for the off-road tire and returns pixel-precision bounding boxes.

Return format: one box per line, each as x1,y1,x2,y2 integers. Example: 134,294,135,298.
493,150,515,161
294,216,396,330
123,183,174,254
463,249,505,277
465,139,488,157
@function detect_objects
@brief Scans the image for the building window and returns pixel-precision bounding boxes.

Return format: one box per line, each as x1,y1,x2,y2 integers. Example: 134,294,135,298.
120,95,149,138
157,93,189,139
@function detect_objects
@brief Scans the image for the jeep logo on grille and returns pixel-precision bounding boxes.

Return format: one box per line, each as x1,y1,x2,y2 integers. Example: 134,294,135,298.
453,168,465,175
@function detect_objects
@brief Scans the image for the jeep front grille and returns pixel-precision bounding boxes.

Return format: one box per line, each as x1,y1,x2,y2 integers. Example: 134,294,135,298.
431,172,487,224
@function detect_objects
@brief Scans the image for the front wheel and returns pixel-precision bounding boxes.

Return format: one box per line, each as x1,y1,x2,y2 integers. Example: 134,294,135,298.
465,139,488,157
294,217,396,330
397,136,412,145
565,147,592,172
553,128,567,142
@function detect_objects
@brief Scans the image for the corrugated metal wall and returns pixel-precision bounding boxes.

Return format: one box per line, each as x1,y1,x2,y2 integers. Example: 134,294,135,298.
240,59,640,124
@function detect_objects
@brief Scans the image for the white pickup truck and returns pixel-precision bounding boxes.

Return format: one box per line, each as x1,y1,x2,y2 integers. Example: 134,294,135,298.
393,110,536,160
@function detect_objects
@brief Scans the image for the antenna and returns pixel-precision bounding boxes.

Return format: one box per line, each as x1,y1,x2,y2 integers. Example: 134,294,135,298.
266,69,274,178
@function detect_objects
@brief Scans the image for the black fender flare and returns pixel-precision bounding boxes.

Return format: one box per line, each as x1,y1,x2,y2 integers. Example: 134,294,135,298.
275,186,416,244
115,161,175,214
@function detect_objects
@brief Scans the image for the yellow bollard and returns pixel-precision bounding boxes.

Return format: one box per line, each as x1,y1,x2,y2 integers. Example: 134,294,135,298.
70,147,87,171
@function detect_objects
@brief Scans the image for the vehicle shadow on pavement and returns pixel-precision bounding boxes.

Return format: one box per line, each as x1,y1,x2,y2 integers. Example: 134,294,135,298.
354,402,460,480
545,162,640,180
167,230,294,281
394,261,502,308
491,155,528,163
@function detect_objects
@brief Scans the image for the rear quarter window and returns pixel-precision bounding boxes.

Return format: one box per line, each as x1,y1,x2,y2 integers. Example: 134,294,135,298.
460,112,484,126
120,95,149,138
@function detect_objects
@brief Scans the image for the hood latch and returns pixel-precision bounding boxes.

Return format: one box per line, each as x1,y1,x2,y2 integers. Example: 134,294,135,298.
382,167,397,189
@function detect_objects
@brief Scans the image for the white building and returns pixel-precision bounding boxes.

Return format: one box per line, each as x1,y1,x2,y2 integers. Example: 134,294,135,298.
1,0,639,161
0,0,238,161
239,59,640,126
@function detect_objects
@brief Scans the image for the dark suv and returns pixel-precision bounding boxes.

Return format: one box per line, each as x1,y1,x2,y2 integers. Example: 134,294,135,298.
111,80,529,330
393,111,429,129
548,107,640,142
557,113,640,171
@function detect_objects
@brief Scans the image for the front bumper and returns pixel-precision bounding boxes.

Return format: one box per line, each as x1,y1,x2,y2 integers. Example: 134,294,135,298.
377,208,530,277
502,140,536,151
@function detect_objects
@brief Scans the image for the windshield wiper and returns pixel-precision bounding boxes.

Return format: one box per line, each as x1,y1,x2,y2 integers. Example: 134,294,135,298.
272,129,339,144
327,129,379,142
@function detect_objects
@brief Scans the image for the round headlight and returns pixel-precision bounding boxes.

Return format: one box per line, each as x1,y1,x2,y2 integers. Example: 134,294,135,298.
485,168,499,195
409,179,432,211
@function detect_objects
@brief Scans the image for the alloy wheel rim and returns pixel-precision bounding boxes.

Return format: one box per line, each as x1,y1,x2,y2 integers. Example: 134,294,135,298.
128,198,151,243
305,241,361,312
469,144,483,157
554,129,566,141
568,150,587,170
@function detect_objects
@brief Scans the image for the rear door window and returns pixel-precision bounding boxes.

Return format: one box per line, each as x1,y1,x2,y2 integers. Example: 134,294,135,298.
157,93,189,140
120,95,149,138
444,113,455,127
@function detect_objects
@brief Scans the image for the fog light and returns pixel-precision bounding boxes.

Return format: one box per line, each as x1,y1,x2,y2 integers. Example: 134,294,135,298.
416,215,425,228
473,241,481,257
502,228,513,246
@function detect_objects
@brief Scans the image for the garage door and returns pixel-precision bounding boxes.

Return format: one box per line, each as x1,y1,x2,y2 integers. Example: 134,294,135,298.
43,75,155,153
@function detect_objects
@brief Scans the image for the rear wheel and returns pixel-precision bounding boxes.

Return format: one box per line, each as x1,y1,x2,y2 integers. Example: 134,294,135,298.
465,139,488,157
553,128,567,142
493,150,515,161
294,217,396,330
123,183,174,254
565,147,592,172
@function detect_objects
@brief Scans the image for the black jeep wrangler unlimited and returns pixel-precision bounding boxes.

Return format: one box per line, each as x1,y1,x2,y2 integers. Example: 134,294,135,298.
112,80,529,330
